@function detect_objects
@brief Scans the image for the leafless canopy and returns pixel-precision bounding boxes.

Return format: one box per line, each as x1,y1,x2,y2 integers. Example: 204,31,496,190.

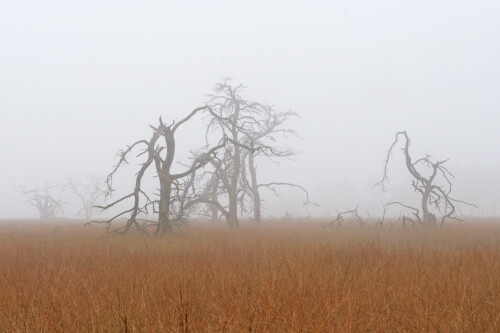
377,131,477,226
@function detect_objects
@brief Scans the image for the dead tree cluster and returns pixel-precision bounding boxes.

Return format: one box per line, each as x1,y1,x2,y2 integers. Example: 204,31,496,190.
21,84,476,230
91,79,313,234
376,131,476,226
18,176,107,220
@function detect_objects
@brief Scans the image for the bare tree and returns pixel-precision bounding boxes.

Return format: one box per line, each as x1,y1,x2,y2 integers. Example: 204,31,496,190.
377,131,476,225
66,175,106,219
204,79,312,225
204,79,270,226
91,107,227,235
17,183,64,219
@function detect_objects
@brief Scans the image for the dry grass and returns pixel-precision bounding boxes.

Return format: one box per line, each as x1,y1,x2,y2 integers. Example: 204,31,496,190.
0,220,499,332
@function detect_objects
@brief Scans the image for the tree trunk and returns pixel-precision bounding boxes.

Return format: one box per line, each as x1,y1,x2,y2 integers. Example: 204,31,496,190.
210,185,218,222
248,148,261,223
421,188,436,225
227,99,241,227
156,179,173,235
85,205,92,220
227,188,239,227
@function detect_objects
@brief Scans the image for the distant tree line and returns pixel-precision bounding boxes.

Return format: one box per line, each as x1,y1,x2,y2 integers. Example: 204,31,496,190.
16,175,106,220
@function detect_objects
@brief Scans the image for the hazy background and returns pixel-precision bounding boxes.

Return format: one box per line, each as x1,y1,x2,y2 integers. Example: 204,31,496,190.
1,0,499,219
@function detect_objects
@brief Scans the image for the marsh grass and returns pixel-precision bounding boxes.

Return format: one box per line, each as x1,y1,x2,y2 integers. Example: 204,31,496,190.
0,220,498,332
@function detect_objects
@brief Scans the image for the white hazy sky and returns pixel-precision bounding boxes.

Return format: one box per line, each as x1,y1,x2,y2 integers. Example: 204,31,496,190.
1,1,499,219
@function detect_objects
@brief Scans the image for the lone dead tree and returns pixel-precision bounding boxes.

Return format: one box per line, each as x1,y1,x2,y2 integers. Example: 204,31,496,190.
91,107,227,235
66,175,106,219
377,131,476,225
17,183,64,219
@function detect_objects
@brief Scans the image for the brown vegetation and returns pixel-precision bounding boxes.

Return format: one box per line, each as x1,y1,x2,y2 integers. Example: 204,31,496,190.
0,220,499,332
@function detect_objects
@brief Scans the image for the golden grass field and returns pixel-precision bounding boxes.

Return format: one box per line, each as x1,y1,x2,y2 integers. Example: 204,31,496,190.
0,220,499,332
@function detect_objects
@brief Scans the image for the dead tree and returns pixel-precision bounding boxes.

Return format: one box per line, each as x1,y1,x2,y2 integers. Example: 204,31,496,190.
377,131,476,225
91,107,227,235
204,79,272,226
17,183,64,219
204,79,312,224
66,175,106,219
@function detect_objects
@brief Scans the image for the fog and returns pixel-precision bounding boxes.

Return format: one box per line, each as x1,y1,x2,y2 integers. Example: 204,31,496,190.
1,1,499,219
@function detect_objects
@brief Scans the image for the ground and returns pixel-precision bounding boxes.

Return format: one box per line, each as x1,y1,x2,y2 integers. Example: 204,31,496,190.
0,219,498,332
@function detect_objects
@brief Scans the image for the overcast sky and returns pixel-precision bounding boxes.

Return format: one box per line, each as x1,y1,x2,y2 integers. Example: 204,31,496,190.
1,1,499,219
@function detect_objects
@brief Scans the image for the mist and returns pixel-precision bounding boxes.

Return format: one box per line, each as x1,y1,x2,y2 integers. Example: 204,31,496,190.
1,0,499,219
